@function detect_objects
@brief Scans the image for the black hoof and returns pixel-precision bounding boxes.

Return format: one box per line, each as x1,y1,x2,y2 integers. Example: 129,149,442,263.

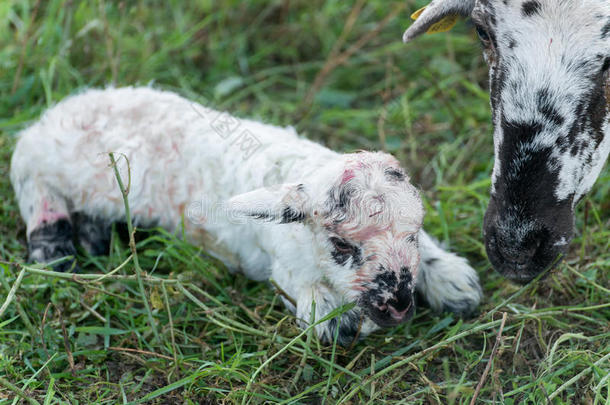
28,219,78,272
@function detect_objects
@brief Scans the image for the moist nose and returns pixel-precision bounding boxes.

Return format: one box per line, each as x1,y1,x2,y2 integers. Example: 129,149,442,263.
388,287,412,313
495,228,541,265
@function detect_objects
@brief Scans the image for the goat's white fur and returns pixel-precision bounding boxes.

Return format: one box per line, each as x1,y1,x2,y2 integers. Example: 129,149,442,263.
10,87,482,343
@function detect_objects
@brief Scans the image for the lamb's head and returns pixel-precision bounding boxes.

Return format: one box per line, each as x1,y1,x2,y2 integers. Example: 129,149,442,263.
229,151,424,328
403,0,610,283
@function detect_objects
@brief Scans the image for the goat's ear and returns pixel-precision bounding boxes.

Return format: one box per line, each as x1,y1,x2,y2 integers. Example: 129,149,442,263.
402,0,475,43
227,183,311,223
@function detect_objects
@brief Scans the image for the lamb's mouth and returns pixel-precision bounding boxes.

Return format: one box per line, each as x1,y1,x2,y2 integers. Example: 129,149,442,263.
360,296,414,328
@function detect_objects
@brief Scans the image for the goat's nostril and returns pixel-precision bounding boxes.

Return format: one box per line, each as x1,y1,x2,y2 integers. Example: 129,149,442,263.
495,233,541,265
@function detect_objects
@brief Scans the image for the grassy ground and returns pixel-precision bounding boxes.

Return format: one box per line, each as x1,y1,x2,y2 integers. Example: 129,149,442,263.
0,0,608,403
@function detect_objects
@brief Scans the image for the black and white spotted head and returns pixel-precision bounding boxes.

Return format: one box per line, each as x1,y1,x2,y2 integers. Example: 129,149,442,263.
228,152,425,330
403,0,610,282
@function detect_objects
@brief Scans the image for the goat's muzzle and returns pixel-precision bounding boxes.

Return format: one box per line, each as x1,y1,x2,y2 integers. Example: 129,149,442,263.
483,196,573,283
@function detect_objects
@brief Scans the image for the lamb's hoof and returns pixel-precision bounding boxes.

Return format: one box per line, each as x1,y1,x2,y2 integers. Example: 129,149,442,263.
442,297,481,319
28,219,78,272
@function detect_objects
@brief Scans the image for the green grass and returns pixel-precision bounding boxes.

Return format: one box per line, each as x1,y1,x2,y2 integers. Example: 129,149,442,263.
0,0,608,403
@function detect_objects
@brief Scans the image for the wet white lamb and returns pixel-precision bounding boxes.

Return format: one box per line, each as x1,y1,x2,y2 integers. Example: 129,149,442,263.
10,87,482,344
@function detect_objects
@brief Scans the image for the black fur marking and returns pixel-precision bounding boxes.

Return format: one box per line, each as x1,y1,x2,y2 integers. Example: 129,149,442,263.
555,136,569,154
521,0,541,17
602,20,610,38
361,270,395,307
565,67,607,158
72,213,111,256
500,143,559,202
248,207,305,223
389,284,412,312
384,168,405,181
536,88,565,127
249,212,273,220
399,267,413,284
329,237,362,267
280,206,306,223
390,269,413,310
495,118,566,207
28,219,77,272
325,184,355,223
374,270,398,290
327,308,363,346
500,120,544,148
337,187,353,211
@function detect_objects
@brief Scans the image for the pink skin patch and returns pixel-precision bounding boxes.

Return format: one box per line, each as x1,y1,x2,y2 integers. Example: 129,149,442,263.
38,200,69,226
38,211,69,224
340,169,355,185
349,224,391,242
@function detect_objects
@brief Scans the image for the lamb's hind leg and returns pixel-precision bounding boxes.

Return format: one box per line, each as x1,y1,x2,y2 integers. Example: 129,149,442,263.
18,180,77,272
416,230,482,316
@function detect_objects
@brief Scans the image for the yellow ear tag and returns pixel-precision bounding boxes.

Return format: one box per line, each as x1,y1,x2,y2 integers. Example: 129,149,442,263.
410,6,427,20
426,15,458,33
410,5,459,34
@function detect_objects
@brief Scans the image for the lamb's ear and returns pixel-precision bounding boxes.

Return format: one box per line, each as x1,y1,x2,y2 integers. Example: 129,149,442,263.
227,183,310,223
402,0,475,43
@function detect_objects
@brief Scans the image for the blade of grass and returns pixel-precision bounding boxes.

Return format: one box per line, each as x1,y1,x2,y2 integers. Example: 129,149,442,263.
0,265,26,318
108,152,160,344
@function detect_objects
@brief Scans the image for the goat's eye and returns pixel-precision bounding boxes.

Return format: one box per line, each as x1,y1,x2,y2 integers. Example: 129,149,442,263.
602,58,610,73
475,25,491,44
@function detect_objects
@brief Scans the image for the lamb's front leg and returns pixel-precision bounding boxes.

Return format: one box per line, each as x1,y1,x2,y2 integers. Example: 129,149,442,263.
293,283,378,346
275,277,377,346
416,230,482,316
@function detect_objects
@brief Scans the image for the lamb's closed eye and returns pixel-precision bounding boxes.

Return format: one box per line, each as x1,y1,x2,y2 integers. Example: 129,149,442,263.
329,237,362,267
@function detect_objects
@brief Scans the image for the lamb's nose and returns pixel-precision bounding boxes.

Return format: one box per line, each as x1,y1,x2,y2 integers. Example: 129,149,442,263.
386,287,412,321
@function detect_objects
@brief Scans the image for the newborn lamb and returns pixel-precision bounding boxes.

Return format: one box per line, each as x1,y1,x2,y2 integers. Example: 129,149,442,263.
10,87,482,344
